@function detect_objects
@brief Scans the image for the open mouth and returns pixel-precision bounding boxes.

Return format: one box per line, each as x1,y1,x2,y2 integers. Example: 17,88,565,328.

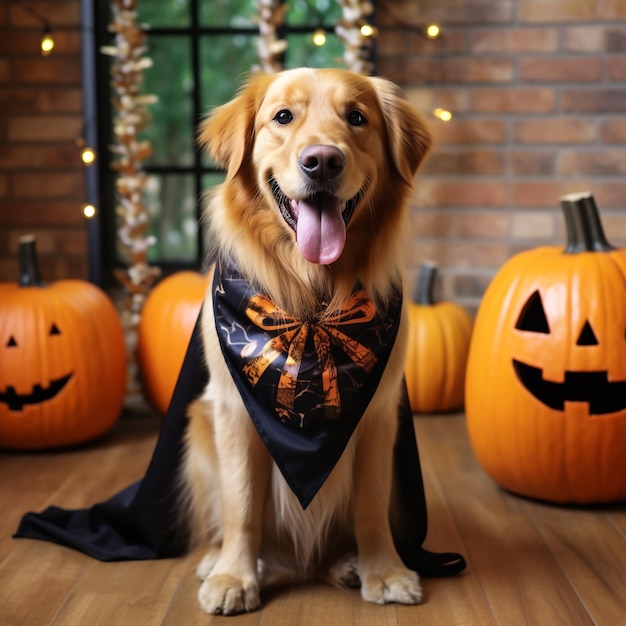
269,177,363,265
513,359,626,414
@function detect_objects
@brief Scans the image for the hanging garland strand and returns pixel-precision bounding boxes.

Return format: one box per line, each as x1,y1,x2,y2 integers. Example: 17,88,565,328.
256,0,288,73
101,0,160,395
336,0,376,75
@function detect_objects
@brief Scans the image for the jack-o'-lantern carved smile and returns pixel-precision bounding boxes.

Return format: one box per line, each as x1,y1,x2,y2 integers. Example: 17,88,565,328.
512,289,626,415
513,360,626,414
0,374,73,412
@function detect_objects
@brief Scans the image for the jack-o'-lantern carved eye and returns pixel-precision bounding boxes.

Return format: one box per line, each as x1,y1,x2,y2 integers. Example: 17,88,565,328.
576,320,598,346
515,290,550,333
515,291,601,346
5,323,61,348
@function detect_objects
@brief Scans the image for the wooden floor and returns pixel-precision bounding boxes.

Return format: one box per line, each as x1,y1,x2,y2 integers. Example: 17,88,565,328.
1,412,625,625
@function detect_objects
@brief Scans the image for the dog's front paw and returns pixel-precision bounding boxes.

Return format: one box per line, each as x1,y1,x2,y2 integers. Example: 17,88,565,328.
198,573,261,615
360,567,422,605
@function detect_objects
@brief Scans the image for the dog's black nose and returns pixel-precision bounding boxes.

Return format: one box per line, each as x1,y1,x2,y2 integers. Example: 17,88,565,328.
300,145,345,181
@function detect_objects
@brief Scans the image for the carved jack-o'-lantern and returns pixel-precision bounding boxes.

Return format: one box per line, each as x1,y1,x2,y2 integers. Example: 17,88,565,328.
466,193,626,504
0,236,126,450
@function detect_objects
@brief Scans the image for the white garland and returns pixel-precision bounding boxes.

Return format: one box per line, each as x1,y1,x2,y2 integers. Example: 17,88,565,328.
256,0,288,73
336,0,375,74
102,0,160,395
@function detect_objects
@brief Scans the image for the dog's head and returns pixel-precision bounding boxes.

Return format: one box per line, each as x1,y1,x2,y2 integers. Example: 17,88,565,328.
200,68,430,270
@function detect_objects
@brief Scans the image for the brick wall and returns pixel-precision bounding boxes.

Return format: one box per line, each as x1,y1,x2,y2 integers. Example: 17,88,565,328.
378,0,626,311
0,0,87,283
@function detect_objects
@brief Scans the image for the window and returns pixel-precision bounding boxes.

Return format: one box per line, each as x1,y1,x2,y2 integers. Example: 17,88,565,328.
95,0,354,281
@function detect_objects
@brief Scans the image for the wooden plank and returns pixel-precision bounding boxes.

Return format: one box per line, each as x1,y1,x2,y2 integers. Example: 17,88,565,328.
0,417,161,624
49,558,188,625
1,417,158,560
0,453,85,561
0,540,94,625
42,417,160,510
523,500,626,625
415,415,595,626
260,582,399,626
2,412,624,625
403,419,496,626
608,507,626,536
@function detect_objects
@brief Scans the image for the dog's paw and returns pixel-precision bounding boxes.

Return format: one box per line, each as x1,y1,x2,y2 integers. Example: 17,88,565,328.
198,573,261,615
360,567,422,605
328,553,361,588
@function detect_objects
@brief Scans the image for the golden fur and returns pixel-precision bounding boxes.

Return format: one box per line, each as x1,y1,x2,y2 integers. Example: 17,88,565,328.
181,68,431,615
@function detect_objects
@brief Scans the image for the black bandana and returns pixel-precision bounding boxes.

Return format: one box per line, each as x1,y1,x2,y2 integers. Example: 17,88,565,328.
212,258,403,508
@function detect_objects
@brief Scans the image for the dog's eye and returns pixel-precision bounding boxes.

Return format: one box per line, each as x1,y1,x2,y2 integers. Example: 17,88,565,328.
274,109,294,125
348,110,366,127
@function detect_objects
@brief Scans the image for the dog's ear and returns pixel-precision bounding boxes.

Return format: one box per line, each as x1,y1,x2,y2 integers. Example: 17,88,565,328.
370,77,432,186
198,73,275,179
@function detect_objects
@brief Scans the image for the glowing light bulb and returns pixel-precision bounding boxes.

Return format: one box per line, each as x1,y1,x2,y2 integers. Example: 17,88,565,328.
426,24,441,39
82,203,97,219
312,29,326,47
80,147,96,165
360,24,375,38
434,108,452,122
41,30,54,56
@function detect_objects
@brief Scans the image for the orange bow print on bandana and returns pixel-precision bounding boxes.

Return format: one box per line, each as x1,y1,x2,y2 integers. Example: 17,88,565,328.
212,257,402,505
242,292,378,421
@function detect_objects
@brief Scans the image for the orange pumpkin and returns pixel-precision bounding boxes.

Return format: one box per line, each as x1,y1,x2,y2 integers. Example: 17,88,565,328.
466,193,626,504
0,236,126,450
137,271,208,415
404,262,473,413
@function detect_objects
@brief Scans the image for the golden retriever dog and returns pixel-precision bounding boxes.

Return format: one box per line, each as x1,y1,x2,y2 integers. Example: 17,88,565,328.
181,67,431,615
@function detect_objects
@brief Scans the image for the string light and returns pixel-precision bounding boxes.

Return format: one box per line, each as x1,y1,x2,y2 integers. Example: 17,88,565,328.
82,203,97,219
40,26,54,55
360,24,376,38
434,107,453,122
312,28,327,47
81,146,96,165
426,23,441,39
76,137,97,166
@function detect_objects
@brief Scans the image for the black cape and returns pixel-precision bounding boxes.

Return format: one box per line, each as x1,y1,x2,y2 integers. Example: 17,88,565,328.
14,314,466,577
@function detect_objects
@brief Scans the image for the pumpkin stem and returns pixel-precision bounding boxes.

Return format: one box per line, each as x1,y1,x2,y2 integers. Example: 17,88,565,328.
18,235,46,287
414,261,438,305
560,192,615,253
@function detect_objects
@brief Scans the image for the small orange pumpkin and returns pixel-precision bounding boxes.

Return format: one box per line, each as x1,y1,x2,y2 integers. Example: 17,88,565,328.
404,262,473,413
466,193,626,504
0,236,126,450
137,271,208,415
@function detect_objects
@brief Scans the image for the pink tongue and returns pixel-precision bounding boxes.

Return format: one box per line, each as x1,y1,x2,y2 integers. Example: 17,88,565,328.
293,194,346,265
